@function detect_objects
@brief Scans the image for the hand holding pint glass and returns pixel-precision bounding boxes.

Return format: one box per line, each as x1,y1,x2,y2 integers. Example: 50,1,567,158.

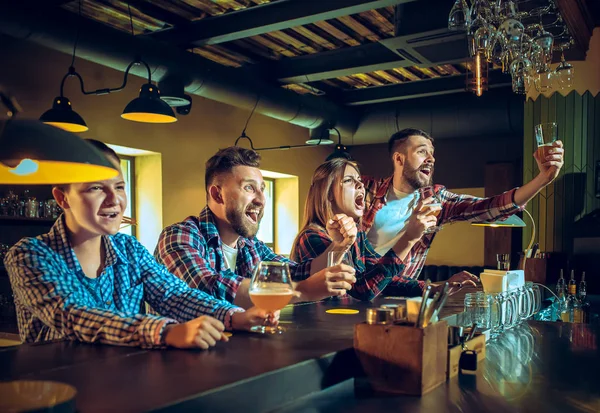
418,186,443,234
534,122,557,161
534,122,564,184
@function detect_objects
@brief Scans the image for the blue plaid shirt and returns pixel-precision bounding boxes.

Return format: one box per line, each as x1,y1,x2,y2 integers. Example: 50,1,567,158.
4,216,241,348
155,206,312,303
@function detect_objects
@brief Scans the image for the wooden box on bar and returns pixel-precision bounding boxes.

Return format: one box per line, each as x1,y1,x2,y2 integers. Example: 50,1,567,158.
519,256,547,284
354,320,448,396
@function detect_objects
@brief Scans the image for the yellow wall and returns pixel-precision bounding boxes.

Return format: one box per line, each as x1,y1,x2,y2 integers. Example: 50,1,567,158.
527,27,600,100
275,178,299,255
135,154,163,252
0,36,330,232
425,187,485,266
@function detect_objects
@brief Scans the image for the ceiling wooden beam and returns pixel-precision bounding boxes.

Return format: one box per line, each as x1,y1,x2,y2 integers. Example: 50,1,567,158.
145,0,417,46
127,0,190,28
243,0,466,84
555,0,595,57
260,42,408,84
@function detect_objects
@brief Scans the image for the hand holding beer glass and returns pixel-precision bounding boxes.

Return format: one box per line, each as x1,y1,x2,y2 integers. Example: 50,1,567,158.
534,122,557,161
249,261,294,334
327,250,352,267
417,186,443,234
534,122,565,185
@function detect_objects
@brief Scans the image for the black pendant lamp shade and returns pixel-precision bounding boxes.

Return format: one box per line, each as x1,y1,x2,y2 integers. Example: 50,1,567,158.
326,144,352,161
0,119,119,184
121,83,177,123
40,96,88,132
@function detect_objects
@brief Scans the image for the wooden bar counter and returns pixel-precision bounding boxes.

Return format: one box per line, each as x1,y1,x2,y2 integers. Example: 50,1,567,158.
1,293,599,413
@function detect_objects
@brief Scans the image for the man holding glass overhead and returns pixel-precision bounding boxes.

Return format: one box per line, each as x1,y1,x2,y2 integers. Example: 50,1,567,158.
155,146,357,309
361,128,564,293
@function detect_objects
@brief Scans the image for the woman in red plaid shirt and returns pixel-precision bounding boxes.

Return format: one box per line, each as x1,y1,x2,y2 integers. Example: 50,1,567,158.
290,158,437,300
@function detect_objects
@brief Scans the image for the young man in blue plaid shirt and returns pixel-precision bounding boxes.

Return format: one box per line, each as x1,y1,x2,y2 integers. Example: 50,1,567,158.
5,140,271,349
155,146,357,308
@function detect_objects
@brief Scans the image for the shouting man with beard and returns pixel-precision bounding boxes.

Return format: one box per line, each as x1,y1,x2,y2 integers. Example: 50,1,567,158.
155,146,356,308
361,128,564,292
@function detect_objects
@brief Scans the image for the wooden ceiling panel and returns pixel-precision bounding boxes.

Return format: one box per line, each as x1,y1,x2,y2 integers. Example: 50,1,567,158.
357,9,395,37
313,21,361,47
288,26,338,51
336,15,380,43
144,0,207,21
63,0,165,34
267,30,321,54
391,67,421,82
232,38,281,60
412,66,442,78
283,83,322,95
191,47,240,67
249,34,299,58
202,44,255,65
293,23,349,50
55,0,483,98
373,70,402,83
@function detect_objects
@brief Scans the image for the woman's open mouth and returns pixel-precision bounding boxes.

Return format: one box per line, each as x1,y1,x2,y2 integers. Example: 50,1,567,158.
354,194,365,210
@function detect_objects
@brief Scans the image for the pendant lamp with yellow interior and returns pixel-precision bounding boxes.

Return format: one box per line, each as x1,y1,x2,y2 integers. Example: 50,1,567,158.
40,60,176,132
1,88,118,184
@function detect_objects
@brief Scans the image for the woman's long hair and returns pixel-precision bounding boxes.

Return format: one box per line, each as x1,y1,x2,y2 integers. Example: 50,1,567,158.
290,158,360,261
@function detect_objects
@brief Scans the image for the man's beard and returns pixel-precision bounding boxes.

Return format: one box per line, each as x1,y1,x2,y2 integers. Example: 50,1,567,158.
403,164,434,190
226,203,264,238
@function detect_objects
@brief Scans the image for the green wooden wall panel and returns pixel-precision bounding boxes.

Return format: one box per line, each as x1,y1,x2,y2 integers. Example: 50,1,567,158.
523,92,600,254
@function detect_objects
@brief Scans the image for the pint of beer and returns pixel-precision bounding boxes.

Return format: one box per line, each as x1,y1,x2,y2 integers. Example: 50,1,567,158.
534,122,557,159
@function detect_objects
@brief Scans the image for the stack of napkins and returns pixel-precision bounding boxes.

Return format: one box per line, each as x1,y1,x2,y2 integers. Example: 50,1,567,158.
480,270,525,293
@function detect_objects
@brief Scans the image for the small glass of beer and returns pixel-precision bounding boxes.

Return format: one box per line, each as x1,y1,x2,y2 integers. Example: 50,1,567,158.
327,250,352,267
418,186,443,234
249,261,294,334
534,122,557,161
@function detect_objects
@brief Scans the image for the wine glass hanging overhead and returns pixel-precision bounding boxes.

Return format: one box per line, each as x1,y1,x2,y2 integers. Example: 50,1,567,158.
448,0,575,95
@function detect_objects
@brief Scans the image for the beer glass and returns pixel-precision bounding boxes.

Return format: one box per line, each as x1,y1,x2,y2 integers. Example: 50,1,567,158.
526,282,542,316
534,122,557,162
249,261,294,334
418,186,443,234
464,292,500,331
496,253,511,271
327,250,352,267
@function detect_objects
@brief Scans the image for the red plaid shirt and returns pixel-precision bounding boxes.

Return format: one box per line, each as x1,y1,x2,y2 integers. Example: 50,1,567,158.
155,207,312,303
361,176,525,280
291,227,423,300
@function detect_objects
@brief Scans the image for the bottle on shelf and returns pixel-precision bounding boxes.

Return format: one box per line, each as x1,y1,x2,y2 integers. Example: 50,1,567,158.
555,269,567,322
578,272,590,323
556,269,566,301
562,270,582,323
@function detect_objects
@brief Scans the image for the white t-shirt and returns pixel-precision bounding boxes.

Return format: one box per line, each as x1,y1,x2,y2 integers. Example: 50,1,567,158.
367,185,419,256
221,243,238,271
